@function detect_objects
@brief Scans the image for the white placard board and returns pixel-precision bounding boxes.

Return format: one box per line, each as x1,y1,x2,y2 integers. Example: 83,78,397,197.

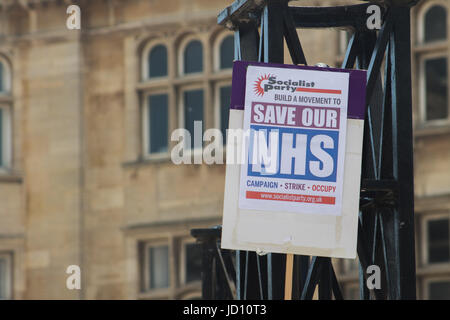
221,61,367,258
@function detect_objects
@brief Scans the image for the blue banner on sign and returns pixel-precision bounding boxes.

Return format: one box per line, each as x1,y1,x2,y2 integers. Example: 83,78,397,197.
247,125,338,182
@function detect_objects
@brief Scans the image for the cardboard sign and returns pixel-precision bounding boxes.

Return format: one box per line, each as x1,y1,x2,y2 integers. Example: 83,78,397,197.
221,61,366,259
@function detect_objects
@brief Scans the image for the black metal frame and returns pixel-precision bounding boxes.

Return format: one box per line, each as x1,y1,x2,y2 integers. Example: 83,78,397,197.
192,0,417,300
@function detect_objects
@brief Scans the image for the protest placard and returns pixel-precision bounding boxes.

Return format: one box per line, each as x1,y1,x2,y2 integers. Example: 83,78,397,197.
222,61,366,258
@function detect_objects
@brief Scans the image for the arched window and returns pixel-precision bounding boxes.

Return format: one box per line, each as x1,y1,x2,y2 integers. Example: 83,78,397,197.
0,62,3,93
183,40,203,74
424,5,447,42
148,44,168,78
213,34,233,147
417,4,450,123
0,59,11,94
177,38,205,151
141,43,169,158
0,57,12,169
0,253,12,299
219,35,234,70
213,82,231,147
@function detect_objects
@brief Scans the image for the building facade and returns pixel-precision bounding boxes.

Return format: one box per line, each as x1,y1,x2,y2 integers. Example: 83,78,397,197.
0,0,448,300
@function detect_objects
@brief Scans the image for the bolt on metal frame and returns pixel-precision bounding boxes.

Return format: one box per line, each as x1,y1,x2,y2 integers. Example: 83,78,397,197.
192,0,417,300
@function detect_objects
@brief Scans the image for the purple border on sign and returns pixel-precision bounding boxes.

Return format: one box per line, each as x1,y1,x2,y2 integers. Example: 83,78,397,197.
230,60,367,120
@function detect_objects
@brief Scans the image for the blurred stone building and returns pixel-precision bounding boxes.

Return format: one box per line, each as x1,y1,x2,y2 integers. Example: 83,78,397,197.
0,0,448,300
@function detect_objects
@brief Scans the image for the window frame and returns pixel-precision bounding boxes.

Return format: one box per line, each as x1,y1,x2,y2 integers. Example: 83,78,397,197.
179,238,202,286
0,104,12,171
141,40,169,82
135,232,206,300
142,240,171,294
0,56,12,172
178,35,204,77
142,90,170,160
417,1,449,45
415,2,450,127
421,212,450,266
418,51,450,125
214,32,235,73
214,80,232,148
0,56,11,94
178,84,205,156
0,252,12,300
423,276,450,300
135,30,233,166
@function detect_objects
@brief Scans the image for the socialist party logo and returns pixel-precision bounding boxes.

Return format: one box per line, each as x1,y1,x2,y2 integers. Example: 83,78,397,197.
253,74,316,96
